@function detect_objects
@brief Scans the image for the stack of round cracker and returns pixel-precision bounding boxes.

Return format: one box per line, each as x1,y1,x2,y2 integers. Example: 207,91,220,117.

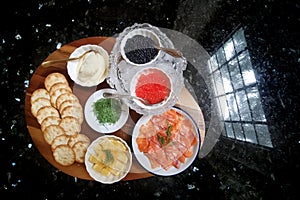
30,72,90,166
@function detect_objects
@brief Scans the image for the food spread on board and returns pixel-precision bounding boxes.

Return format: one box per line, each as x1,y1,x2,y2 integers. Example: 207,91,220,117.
27,23,200,183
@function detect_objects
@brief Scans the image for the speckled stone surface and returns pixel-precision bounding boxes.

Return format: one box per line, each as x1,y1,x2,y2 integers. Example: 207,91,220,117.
1,0,299,199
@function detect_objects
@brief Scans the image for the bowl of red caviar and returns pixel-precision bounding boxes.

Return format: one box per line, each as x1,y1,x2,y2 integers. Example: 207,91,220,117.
128,63,184,115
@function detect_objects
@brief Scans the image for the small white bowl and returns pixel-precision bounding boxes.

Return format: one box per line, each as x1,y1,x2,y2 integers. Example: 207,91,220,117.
120,28,162,66
84,88,129,134
132,106,200,176
126,63,184,115
85,135,132,184
67,44,109,87
130,67,171,109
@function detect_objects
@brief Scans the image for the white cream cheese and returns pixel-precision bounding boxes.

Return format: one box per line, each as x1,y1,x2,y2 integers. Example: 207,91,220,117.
77,51,106,83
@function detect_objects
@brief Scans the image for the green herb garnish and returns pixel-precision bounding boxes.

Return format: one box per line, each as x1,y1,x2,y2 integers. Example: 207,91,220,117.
157,134,165,145
102,149,114,165
157,122,173,146
93,98,121,124
166,124,172,143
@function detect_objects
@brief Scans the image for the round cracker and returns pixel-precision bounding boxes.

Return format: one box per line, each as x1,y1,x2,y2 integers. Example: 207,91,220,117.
58,99,82,114
72,141,89,163
59,116,81,136
68,133,91,148
49,82,72,97
30,88,50,104
53,144,75,166
31,97,51,117
61,105,83,124
44,72,69,91
56,93,80,110
36,106,60,124
51,134,70,151
43,124,65,145
50,88,72,108
40,116,61,132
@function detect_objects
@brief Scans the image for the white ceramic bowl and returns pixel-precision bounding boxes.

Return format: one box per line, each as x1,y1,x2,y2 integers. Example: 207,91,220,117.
126,63,184,115
67,44,109,87
132,106,200,176
130,67,171,109
120,28,162,66
84,88,129,134
85,135,132,184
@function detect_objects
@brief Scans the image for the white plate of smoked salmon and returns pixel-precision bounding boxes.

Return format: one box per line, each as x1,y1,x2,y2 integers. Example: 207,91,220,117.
132,106,200,176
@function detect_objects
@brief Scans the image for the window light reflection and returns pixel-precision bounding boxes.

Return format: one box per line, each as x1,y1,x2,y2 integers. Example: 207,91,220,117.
224,38,235,61
209,27,272,148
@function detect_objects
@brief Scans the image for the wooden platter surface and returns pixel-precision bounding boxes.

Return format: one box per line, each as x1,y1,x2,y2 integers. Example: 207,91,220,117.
24,36,205,181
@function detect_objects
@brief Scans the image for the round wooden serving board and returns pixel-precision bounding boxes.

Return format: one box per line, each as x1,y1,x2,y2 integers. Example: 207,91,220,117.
25,36,205,181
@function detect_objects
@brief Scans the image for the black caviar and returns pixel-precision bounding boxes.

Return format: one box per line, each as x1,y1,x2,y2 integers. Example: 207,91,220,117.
124,35,159,64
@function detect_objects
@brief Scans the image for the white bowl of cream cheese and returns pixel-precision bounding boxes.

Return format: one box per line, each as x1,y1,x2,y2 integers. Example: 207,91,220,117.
67,44,109,87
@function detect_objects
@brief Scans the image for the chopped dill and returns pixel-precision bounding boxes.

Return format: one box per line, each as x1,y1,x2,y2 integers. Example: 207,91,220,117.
93,98,121,124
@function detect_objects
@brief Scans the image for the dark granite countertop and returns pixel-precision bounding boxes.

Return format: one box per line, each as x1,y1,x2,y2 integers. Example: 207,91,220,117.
1,0,299,199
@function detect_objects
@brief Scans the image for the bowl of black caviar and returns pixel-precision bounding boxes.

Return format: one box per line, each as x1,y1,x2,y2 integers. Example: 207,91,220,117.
120,28,162,66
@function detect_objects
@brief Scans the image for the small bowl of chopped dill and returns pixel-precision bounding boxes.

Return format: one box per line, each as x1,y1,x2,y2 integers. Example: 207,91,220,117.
84,88,129,133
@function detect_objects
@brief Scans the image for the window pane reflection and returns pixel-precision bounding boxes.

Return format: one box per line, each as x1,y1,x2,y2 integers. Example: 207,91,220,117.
210,54,218,72
228,58,244,90
232,123,245,141
225,122,235,138
236,90,252,121
213,70,225,96
226,93,240,121
243,123,258,144
224,38,235,61
255,124,272,148
233,28,247,53
216,47,226,66
220,65,233,93
247,86,266,122
218,95,230,120
239,50,256,86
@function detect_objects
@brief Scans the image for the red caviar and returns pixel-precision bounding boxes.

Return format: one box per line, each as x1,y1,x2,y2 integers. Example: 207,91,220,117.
135,69,171,104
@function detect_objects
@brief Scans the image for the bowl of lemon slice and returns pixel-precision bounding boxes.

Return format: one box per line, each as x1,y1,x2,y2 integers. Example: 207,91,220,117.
84,135,132,184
